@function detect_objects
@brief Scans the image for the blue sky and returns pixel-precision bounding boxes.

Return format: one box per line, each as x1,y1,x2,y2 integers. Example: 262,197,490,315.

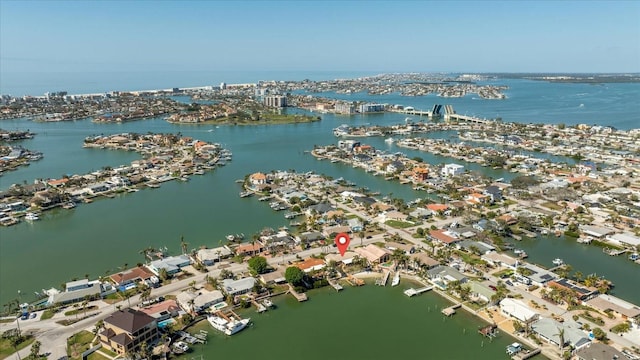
1,0,639,73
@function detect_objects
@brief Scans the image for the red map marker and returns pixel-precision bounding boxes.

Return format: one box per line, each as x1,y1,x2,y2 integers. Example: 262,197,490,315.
335,233,350,256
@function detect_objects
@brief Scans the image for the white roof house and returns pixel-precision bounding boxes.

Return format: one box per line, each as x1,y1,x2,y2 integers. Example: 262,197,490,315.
196,247,233,265
442,163,464,177
222,277,256,296
499,298,539,322
607,233,640,247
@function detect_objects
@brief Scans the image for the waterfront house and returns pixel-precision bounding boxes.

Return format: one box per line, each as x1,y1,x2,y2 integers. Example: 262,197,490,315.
385,241,414,255
295,258,326,273
442,163,464,177
147,255,191,277
196,246,232,266
579,225,615,239
99,308,159,355
426,265,467,289
354,244,391,265
140,299,180,322
516,263,557,287
322,225,351,238
177,289,224,314
499,298,539,323
409,252,440,270
574,342,626,360
110,266,156,287
481,252,518,270
221,277,256,297
306,202,335,216
467,281,495,303
457,240,495,255
606,232,640,248
259,267,286,284
426,203,449,215
412,167,429,182
530,317,590,350
234,242,265,257
296,231,325,246
409,207,432,220
547,279,598,302
46,280,110,306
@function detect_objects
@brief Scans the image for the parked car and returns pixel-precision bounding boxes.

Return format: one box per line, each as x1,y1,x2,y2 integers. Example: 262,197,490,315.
489,285,497,291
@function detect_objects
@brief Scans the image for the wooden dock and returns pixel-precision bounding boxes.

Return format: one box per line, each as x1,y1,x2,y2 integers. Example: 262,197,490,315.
375,270,390,286
252,300,267,313
512,348,541,360
478,324,498,338
442,303,462,316
404,286,433,297
346,275,364,286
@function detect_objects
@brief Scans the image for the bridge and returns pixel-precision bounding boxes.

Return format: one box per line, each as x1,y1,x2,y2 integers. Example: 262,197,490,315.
391,104,493,124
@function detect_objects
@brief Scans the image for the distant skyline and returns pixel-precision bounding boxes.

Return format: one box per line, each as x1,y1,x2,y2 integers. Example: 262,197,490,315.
1,0,639,75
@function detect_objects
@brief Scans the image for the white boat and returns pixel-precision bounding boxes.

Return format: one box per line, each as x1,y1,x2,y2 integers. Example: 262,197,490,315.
25,212,39,221
239,191,253,198
629,253,639,261
513,249,524,255
207,315,251,335
552,258,564,266
391,272,400,286
384,137,395,144
262,299,274,308
172,341,189,353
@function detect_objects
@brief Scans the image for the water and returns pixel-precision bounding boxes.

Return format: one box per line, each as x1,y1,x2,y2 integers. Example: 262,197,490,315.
1,77,639,308
184,282,542,359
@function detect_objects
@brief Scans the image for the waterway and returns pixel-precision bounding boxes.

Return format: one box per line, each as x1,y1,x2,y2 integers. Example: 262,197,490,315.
1,77,639,309
183,281,545,359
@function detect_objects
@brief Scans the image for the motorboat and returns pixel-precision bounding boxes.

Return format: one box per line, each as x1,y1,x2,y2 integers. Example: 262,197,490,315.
552,258,564,266
208,314,251,335
391,272,400,286
384,137,395,144
172,341,189,354
262,299,274,308
25,212,40,221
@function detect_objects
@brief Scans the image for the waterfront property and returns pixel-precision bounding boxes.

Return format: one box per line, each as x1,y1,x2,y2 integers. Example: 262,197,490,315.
177,289,224,314
99,308,159,355
530,317,590,351
221,277,256,297
147,255,191,277
499,298,539,323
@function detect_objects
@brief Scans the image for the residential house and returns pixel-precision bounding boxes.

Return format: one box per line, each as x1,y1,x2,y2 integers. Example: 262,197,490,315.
409,252,440,270
323,225,351,238
176,289,224,314
547,279,599,302
234,242,265,257
585,294,640,329
139,300,181,322
259,267,286,284
516,263,558,287
249,172,267,186
412,167,429,182
467,281,495,303
196,247,232,266
442,163,464,177
499,298,539,323
110,267,157,287
296,231,325,246
295,258,326,273
574,342,625,360
483,186,503,203
481,252,519,270
99,308,159,355
354,244,391,265
428,229,460,246
531,317,590,350
221,277,256,297
325,251,358,265
346,218,363,232
426,265,467,288
147,255,191,277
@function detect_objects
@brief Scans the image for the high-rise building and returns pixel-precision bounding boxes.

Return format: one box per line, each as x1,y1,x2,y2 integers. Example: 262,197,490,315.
264,95,287,108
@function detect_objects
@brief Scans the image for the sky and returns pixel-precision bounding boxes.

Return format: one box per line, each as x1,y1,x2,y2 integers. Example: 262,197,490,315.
1,0,639,74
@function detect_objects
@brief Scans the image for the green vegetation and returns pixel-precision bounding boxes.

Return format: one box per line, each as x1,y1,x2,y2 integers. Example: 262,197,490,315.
40,309,56,320
579,311,605,326
248,256,269,275
0,333,35,359
87,352,112,360
384,220,414,229
610,322,631,334
542,202,563,211
67,330,95,359
285,266,304,286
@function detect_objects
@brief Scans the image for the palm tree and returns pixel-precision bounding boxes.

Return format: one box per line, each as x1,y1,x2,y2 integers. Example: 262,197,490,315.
30,340,41,359
359,230,365,246
10,334,22,360
555,327,566,350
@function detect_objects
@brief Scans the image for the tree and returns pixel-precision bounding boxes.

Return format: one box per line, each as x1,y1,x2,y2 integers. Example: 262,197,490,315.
592,327,607,342
219,269,234,280
555,327,565,349
248,256,269,275
30,340,41,359
285,266,304,286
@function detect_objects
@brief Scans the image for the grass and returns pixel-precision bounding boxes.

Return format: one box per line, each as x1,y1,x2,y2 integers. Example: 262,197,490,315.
40,309,56,320
67,330,95,359
542,201,563,211
64,306,98,316
385,220,414,229
87,352,112,360
0,336,35,359
0,319,15,324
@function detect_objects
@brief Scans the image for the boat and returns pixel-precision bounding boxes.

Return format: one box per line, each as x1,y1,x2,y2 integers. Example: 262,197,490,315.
25,212,40,221
391,272,400,286
384,137,395,144
552,258,564,266
629,253,639,261
239,191,253,198
258,196,272,202
262,299,274,308
172,341,189,354
207,315,251,335
62,202,76,209
513,249,524,255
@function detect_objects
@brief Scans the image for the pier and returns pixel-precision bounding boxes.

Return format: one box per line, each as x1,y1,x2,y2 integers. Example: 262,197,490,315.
603,248,627,256
287,284,308,302
328,279,343,292
375,270,390,286
512,348,541,360
251,299,267,313
345,274,365,286
441,303,462,316
403,286,433,297
478,324,498,338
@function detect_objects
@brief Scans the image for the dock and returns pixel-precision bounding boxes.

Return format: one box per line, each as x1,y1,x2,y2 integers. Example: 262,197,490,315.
287,284,308,302
478,324,498,338
375,270,390,286
512,348,541,360
252,300,267,313
345,275,364,286
442,303,462,316
603,248,627,256
328,279,343,292
403,286,433,297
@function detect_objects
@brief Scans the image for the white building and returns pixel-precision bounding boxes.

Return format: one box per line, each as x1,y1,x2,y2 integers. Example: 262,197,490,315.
442,163,464,177
499,298,539,322
222,277,256,296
